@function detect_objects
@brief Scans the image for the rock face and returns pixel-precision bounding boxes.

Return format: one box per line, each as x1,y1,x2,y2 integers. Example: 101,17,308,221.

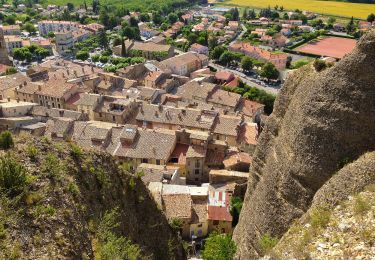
233,31,375,258
0,138,185,259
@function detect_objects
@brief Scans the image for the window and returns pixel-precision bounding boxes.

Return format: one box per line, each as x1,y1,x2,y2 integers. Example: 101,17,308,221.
156,159,160,165
99,113,102,117
112,115,115,122
195,160,200,168
213,220,219,225
197,224,202,228
169,157,178,163
195,178,199,182
195,169,200,175
142,158,148,163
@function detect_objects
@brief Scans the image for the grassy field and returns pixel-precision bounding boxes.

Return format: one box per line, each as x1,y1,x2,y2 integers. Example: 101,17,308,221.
215,0,375,18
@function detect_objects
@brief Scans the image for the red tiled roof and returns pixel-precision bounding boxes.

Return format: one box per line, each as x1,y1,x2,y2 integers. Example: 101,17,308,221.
207,206,232,222
215,71,235,82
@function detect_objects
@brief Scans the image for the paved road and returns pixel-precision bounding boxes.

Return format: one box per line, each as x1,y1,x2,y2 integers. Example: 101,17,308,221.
209,62,281,95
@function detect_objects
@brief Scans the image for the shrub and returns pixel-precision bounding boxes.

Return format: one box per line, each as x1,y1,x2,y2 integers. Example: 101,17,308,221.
33,204,56,218
76,50,89,61
310,207,331,229
70,143,83,160
0,154,28,197
0,131,14,150
258,233,279,254
353,195,370,215
313,59,327,72
26,144,39,161
169,218,183,232
201,232,236,260
128,177,136,190
42,153,63,179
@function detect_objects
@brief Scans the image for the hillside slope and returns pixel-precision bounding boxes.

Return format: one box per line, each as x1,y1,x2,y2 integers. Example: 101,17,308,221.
269,152,375,259
233,30,375,258
0,136,185,259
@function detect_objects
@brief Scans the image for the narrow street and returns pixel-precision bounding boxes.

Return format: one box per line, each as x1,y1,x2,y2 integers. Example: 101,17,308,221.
209,62,281,95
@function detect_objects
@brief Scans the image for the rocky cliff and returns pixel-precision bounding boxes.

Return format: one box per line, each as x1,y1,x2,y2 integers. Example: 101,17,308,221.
0,136,185,259
233,31,375,258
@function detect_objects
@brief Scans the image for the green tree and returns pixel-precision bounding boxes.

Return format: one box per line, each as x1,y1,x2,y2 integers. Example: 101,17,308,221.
47,31,55,38
241,56,253,72
76,50,89,60
210,46,226,60
67,2,74,11
22,22,36,34
219,51,233,66
4,15,16,25
201,233,236,260
97,29,108,49
168,13,178,24
346,16,355,34
13,47,32,61
367,13,375,23
121,37,126,57
260,62,279,80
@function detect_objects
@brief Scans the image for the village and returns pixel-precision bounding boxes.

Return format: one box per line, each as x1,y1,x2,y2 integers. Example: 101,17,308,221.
0,0,371,250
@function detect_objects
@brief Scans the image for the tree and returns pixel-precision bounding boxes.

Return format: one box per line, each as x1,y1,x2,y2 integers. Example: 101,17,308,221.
99,9,110,28
241,56,253,72
129,17,138,27
219,51,234,66
208,36,218,50
97,29,108,49
274,5,278,10
92,0,100,14
260,62,279,80
280,6,284,12
67,2,74,11
121,37,126,57
76,50,89,60
168,13,178,24
139,13,150,22
242,8,248,20
13,47,32,61
346,16,355,34
47,31,55,38
84,0,87,10
22,22,36,34
152,12,163,25
4,15,16,25
367,13,375,23
210,46,226,60
201,233,236,260
0,131,14,150
248,9,256,19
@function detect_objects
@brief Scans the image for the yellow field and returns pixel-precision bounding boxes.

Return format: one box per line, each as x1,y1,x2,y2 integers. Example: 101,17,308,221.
216,0,375,19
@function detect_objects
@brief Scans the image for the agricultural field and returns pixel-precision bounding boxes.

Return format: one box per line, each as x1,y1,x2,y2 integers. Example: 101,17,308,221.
216,0,375,18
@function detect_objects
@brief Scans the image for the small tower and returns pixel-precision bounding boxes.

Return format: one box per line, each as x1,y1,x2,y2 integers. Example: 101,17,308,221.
0,27,12,66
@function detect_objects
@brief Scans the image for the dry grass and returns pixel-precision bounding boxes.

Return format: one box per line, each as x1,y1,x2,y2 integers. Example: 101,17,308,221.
216,0,375,19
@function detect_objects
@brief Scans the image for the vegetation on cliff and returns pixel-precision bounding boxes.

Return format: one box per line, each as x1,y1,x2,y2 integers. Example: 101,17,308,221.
0,133,185,259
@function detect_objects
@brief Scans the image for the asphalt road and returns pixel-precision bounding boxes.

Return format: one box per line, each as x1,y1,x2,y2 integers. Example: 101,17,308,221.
209,62,281,95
